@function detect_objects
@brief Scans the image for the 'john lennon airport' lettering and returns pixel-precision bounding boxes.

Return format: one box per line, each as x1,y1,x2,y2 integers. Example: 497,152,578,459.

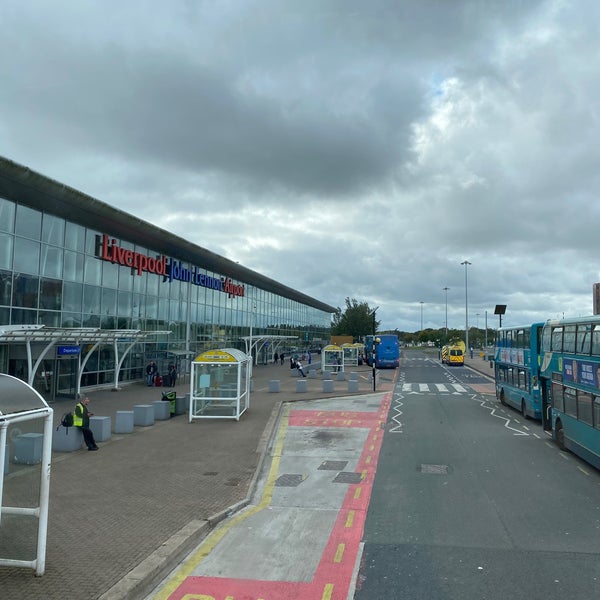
97,234,245,298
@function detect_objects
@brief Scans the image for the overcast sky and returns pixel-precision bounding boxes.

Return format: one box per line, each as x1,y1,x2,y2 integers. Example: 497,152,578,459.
1,0,599,333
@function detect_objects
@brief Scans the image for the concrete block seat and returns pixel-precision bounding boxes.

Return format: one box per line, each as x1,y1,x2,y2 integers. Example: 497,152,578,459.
322,380,334,393
296,379,308,393
133,404,154,427
52,426,84,452
90,416,112,442
152,400,171,421
115,411,134,434
269,380,281,393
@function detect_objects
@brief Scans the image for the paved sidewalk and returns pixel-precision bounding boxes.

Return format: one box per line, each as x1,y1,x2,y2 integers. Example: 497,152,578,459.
0,361,395,600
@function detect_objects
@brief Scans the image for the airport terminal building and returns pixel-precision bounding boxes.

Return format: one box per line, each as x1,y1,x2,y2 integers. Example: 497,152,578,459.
0,157,335,401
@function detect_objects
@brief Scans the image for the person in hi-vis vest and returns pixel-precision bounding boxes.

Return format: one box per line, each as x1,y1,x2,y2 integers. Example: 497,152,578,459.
74,396,99,451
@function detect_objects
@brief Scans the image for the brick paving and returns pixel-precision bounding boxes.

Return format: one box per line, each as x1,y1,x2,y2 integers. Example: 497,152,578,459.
0,361,391,600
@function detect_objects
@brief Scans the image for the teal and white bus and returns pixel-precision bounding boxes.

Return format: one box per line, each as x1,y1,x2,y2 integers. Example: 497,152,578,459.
540,316,600,469
494,323,544,420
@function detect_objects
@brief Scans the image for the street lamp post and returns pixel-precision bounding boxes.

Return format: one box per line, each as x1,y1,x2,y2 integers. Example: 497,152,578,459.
371,306,379,391
461,260,471,351
420,301,424,331
442,287,449,336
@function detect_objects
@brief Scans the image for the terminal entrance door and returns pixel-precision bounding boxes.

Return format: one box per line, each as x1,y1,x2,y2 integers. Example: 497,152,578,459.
55,356,78,400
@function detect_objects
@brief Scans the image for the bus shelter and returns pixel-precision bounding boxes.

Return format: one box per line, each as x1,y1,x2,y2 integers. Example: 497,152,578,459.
189,349,250,421
342,343,359,367
0,374,53,576
323,344,343,373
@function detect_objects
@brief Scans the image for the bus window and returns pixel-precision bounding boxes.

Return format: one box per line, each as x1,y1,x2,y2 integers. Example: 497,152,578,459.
552,382,564,412
563,325,576,354
542,326,551,352
551,326,563,352
577,391,593,426
564,387,577,418
576,324,592,355
594,396,600,430
592,325,600,356
518,369,527,391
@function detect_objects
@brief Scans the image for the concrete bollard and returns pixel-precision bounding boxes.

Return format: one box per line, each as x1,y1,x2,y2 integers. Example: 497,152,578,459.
347,380,359,393
133,404,154,427
296,379,308,393
336,371,346,381
269,380,281,393
322,380,334,393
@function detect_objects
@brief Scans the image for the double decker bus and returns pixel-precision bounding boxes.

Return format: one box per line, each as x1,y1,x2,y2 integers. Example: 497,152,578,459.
494,323,544,419
365,334,400,368
539,316,600,469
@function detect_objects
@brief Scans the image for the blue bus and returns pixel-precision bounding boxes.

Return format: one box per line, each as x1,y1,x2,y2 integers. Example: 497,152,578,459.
365,334,400,368
539,316,600,469
494,323,544,419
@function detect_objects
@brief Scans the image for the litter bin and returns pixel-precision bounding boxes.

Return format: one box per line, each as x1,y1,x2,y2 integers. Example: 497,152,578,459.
161,390,176,416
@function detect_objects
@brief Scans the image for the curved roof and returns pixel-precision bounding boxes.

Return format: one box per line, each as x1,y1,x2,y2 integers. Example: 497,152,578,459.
0,373,49,416
0,156,336,314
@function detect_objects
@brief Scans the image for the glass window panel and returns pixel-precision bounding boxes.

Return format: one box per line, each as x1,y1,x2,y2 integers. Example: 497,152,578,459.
102,287,117,316
63,282,83,313
146,296,158,319
13,238,40,274
594,397,600,431
15,204,41,239
85,229,101,255
39,311,61,327
0,306,9,325
101,315,116,329
551,327,563,352
64,250,84,282
102,260,119,288
552,382,564,412
118,266,133,291
12,274,38,308
40,244,63,279
83,284,101,314
0,270,12,305
11,307,37,324
132,270,147,294
146,271,159,296
118,290,132,315
41,214,65,245
40,278,62,310
0,198,15,233
592,326,600,356
81,314,99,328
563,325,576,354
84,255,102,285
564,387,577,418
65,221,86,252
577,391,593,426
577,324,592,355
0,232,13,269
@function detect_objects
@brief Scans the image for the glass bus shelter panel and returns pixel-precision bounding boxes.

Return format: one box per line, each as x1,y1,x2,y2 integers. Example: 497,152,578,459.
323,345,343,372
189,348,250,421
342,343,358,367
0,374,53,576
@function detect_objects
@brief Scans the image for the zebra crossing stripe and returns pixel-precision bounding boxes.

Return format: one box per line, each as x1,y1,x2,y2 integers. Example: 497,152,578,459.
399,383,469,393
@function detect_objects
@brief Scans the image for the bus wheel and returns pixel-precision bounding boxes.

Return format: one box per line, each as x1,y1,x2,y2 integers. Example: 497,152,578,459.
499,390,506,406
521,400,529,420
555,421,566,451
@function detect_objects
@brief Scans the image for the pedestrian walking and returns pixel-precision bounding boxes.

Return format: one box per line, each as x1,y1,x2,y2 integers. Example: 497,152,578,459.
74,396,98,451
274,352,279,364
280,352,285,365
296,359,306,377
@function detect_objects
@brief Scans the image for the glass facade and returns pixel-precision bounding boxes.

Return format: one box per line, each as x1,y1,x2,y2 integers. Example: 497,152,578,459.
0,196,332,398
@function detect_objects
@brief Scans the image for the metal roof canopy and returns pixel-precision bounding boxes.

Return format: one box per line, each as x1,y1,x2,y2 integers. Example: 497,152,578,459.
0,325,171,395
240,335,297,366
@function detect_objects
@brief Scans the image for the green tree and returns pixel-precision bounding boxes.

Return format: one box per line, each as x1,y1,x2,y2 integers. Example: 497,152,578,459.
331,297,380,339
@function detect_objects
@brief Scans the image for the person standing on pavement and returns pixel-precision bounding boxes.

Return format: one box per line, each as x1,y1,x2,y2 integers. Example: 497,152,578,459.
168,364,177,387
73,396,98,451
280,352,285,365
